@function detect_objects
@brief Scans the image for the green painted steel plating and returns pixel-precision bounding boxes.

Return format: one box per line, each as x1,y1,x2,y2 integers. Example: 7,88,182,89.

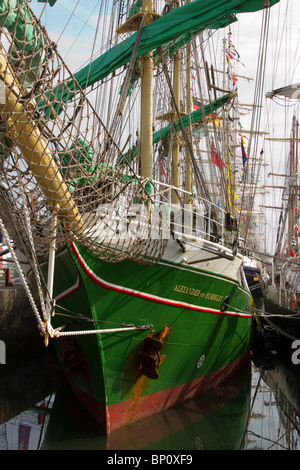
45,239,252,432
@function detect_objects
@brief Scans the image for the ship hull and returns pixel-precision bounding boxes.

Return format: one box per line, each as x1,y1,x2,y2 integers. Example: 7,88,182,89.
35,239,252,434
243,265,262,298
262,287,300,339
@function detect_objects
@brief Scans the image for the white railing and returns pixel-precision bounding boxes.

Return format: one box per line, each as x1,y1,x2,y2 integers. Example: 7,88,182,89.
88,179,237,250
149,179,237,248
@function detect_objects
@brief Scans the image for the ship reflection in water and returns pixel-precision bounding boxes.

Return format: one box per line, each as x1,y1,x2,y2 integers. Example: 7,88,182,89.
247,364,300,450
42,363,251,451
0,341,299,450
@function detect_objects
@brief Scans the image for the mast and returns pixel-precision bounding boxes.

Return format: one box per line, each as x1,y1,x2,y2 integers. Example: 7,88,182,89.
171,44,180,204
184,3,192,205
269,118,300,260
140,0,154,180
288,116,299,256
172,0,193,206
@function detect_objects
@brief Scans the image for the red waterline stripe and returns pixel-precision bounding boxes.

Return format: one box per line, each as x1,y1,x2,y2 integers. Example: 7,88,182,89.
106,350,250,434
66,349,250,434
70,241,252,318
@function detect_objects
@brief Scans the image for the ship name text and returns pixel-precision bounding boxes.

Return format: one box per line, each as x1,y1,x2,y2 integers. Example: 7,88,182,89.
173,284,223,302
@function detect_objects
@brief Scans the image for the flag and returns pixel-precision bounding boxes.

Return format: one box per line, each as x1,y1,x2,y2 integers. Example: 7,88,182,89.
226,43,245,67
240,135,248,167
211,141,225,169
159,161,167,177
290,248,295,257
192,96,201,111
208,113,221,127
227,180,239,200
228,43,240,59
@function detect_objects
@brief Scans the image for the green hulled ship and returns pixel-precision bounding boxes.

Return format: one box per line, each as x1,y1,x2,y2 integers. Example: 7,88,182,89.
32,237,252,432
0,0,279,433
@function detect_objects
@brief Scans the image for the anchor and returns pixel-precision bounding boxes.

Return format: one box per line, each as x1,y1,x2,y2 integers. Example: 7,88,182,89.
137,325,171,379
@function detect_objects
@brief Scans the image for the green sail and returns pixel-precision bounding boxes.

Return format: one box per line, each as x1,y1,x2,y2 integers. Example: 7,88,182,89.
72,0,280,88
42,0,279,115
37,0,57,6
0,0,45,90
119,93,232,164
64,94,231,188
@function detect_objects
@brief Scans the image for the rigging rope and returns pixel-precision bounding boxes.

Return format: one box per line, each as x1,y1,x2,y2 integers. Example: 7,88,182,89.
237,6,271,246
0,1,166,265
0,213,46,335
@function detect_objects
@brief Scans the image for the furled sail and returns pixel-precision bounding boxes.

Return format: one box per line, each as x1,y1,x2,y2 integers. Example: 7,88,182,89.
72,0,281,88
266,82,300,100
44,0,280,114
0,0,45,90
120,93,234,164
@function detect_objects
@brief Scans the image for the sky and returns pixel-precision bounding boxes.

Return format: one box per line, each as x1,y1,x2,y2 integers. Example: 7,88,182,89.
221,0,300,254
248,1,300,254
30,0,300,255
32,0,110,69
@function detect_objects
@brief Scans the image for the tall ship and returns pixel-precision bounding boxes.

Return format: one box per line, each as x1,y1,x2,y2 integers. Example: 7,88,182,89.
0,0,279,433
261,110,300,340
250,0,300,345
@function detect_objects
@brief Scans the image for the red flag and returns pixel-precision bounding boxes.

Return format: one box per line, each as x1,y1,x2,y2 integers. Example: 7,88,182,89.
192,97,201,111
240,136,247,167
211,141,225,169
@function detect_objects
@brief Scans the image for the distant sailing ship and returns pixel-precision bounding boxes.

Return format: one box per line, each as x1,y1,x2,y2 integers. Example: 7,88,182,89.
261,106,300,340
0,0,279,433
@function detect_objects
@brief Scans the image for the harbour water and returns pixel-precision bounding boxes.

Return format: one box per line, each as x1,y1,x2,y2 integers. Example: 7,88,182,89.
0,332,299,452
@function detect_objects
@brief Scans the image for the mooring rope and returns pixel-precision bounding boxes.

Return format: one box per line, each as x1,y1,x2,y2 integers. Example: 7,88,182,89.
0,213,46,335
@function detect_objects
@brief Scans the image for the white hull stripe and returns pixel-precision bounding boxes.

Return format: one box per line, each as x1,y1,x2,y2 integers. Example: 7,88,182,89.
55,274,81,302
70,241,252,319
